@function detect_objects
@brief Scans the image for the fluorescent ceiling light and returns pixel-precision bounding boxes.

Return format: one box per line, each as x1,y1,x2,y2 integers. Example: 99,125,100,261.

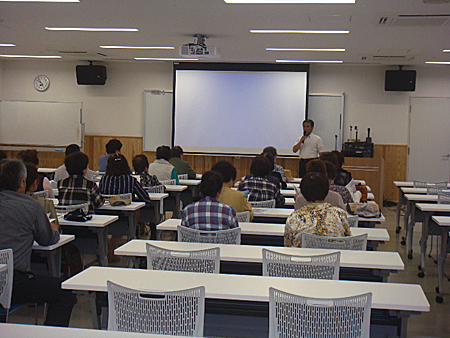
276,59,343,63
0,54,62,58
135,57,198,61
0,0,78,2
443,50,450,52
46,27,139,32
0,43,16,47
425,61,450,65
267,48,345,51
251,29,349,34
100,45,174,50
225,0,354,3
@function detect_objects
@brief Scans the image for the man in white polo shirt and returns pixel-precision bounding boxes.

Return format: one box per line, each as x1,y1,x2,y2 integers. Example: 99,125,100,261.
292,119,324,178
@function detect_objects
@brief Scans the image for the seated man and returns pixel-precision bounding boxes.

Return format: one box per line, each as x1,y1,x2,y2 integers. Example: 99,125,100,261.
170,146,196,179
181,171,238,230
0,159,77,326
98,139,122,172
148,145,179,184
54,144,95,182
58,151,104,212
211,160,253,220
285,172,350,248
238,156,285,208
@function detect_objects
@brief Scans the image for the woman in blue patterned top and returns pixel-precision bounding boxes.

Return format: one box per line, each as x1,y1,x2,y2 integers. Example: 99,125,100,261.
181,171,238,231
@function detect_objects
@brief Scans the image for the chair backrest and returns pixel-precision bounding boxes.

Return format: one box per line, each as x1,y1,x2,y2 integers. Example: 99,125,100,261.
34,190,49,199
249,199,276,208
301,233,368,251
161,179,176,186
427,186,443,195
145,185,165,193
262,249,340,280
146,243,220,273
414,180,448,188
269,287,372,338
178,174,188,180
236,211,251,223
55,203,89,214
177,226,241,245
0,249,13,310
107,281,205,336
347,215,359,228
438,192,450,205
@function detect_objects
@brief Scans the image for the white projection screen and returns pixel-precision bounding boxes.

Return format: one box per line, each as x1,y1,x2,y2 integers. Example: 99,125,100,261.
173,63,309,156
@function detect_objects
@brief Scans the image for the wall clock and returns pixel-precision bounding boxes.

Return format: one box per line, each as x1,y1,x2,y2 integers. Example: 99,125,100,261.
34,75,50,92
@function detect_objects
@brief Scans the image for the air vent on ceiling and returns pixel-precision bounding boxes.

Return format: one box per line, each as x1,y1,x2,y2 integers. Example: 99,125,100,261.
361,55,415,62
59,51,88,54
376,14,450,26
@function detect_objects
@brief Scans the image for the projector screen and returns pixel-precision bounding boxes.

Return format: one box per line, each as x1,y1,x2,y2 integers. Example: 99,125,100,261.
173,63,309,156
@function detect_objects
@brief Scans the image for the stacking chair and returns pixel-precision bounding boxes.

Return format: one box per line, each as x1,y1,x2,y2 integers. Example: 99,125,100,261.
146,243,220,273
236,211,251,222
178,174,188,180
33,190,49,199
55,203,89,214
269,287,372,338
262,249,340,280
145,185,165,193
177,226,241,245
427,186,444,195
414,180,448,188
0,249,13,322
347,215,359,228
438,192,450,205
302,233,368,251
108,281,205,336
249,199,276,208
161,179,177,186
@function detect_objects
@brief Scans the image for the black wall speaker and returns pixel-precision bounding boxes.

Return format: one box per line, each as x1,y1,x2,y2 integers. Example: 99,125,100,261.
385,70,416,92
76,65,107,85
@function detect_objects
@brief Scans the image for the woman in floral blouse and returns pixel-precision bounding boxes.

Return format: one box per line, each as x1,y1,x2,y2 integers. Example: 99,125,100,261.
285,172,350,247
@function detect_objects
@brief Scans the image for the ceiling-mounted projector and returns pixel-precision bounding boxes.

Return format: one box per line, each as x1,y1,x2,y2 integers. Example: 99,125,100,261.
180,34,219,58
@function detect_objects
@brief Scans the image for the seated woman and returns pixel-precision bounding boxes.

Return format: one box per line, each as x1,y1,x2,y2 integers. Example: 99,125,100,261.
132,154,162,188
238,156,285,207
148,145,179,184
330,151,353,186
211,160,253,220
18,149,54,198
294,159,345,210
181,170,238,230
262,146,289,183
262,152,287,189
323,161,354,204
285,172,350,247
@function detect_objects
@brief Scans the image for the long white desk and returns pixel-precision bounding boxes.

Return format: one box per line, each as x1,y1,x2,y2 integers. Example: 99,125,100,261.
59,215,119,266
62,266,429,337
164,185,188,218
429,216,450,303
156,219,390,250
115,239,403,282
0,323,186,338
32,234,75,277
147,192,169,225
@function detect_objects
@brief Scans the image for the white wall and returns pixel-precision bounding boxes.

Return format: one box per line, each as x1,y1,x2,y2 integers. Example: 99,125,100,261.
1,60,450,145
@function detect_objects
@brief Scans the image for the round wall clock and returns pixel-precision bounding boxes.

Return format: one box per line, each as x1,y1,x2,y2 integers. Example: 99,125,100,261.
34,75,50,92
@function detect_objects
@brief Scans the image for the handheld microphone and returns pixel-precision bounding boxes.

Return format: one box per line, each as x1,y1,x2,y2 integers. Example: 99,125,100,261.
301,131,306,143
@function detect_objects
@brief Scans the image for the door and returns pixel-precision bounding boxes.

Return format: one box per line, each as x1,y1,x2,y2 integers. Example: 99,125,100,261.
408,97,450,182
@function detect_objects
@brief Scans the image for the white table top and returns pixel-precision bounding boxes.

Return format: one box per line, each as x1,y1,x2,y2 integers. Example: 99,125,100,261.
0,264,6,273
32,234,75,251
394,181,450,188
97,201,146,211
252,208,386,223
416,203,450,213
431,216,450,226
286,182,371,192
59,215,119,228
148,193,169,201
178,179,201,186
38,168,57,174
401,187,450,194
156,219,390,242
62,266,429,312
404,194,438,202
285,197,295,206
115,240,404,270
0,324,185,338
164,185,188,192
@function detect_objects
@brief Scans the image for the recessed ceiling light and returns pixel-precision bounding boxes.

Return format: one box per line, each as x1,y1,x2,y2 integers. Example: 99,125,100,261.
100,46,174,50
276,59,343,63
0,0,78,2
225,0,355,3
267,48,345,52
45,27,139,32
135,57,198,61
0,43,16,47
0,54,62,58
425,61,450,64
251,29,349,34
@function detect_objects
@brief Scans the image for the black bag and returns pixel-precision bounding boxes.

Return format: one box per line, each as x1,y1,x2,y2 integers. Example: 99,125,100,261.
63,208,92,222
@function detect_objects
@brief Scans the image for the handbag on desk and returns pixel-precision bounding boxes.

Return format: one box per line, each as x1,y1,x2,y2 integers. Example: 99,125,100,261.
63,208,92,222
347,202,381,218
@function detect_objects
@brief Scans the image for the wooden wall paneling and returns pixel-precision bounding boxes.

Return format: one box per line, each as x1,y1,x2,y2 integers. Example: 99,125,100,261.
1,148,65,169
378,144,408,202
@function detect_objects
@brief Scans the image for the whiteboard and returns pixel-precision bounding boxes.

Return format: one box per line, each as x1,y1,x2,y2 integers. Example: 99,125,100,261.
0,100,83,147
144,90,173,151
308,94,344,151
143,91,343,153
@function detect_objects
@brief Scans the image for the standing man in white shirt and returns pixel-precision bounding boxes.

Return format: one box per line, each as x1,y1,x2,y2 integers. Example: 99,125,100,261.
292,119,324,178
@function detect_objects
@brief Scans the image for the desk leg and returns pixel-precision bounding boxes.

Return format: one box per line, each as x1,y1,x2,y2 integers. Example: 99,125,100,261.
173,192,181,219
46,249,61,278
95,228,109,267
406,204,416,259
418,213,431,277
153,201,161,224
89,292,101,330
401,200,411,246
436,227,448,303
395,190,404,234
125,211,137,240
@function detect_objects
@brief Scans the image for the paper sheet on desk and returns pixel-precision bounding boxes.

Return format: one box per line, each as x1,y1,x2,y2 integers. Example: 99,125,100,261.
253,208,270,213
